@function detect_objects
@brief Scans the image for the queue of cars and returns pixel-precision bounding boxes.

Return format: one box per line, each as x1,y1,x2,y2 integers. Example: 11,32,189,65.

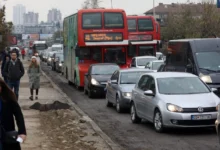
43,39,220,139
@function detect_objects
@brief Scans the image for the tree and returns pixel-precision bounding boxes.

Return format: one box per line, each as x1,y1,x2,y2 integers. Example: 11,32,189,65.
82,0,101,9
0,6,13,52
161,0,220,40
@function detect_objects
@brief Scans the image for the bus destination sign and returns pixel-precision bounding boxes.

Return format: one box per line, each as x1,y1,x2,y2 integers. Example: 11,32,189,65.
128,35,152,41
84,33,123,42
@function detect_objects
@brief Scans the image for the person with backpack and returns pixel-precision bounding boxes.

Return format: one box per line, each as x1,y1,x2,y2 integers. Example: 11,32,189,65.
3,50,25,100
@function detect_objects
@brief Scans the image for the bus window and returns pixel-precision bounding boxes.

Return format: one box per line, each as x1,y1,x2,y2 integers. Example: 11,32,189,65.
79,48,90,60
128,19,136,32
138,19,153,31
92,48,102,62
128,45,136,57
104,13,124,28
82,13,102,29
104,48,126,65
139,46,154,56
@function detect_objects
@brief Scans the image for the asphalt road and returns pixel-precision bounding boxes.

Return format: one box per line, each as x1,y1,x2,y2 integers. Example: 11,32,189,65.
42,63,220,150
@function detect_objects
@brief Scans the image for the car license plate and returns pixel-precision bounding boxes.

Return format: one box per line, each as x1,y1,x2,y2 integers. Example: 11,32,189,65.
191,115,212,120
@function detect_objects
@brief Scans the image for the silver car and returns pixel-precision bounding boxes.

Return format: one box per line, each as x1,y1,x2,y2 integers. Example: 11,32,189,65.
106,68,153,113
131,72,220,132
145,60,164,72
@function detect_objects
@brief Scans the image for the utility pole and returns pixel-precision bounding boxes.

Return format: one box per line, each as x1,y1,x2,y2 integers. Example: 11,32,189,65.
153,0,155,18
111,0,113,8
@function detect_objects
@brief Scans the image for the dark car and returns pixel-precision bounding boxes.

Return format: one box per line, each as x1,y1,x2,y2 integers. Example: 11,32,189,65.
55,55,64,73
84,63,120,98
51,51,63,71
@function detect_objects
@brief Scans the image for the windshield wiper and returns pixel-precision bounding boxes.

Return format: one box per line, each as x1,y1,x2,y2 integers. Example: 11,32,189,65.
199,68,217,72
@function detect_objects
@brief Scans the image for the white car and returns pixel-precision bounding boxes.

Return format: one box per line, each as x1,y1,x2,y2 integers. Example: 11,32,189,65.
145,60,164,72
130,56,158,69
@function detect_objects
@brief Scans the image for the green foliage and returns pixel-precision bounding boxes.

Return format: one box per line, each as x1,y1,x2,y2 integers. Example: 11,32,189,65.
0,6,13,52
162,0,220,40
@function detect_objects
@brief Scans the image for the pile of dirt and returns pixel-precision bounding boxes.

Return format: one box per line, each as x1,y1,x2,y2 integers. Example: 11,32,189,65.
30,101,71,111
40,109,110,150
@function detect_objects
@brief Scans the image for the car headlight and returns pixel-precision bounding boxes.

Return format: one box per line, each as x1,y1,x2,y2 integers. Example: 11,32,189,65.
167,104,183,112
122,92,131,98
200,74,212,83
59,63,62,66
91,78,99,85
48,58,51,61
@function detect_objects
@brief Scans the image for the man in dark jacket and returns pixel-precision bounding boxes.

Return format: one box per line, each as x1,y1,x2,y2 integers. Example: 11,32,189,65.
3,50,25,100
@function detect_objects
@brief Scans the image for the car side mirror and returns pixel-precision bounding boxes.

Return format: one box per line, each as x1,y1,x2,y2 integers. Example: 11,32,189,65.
111,80,117,84
211,88,217,92
144,90,155,96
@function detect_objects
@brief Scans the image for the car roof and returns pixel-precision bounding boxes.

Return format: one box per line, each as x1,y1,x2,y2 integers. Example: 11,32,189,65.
90,63,119,66
142,72,197,78
120,68,153,73
134,56,157,59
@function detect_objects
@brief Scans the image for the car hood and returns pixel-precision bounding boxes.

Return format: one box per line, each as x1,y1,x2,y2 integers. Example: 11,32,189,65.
209,73,220,83
91,75,112,83
119,84,136,93
160,93,220,108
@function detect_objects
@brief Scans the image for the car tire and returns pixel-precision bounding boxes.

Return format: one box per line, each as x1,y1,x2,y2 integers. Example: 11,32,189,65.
130,102,141,123
116,96,123,113
88,89,94,98
84,87,88,95
153,110,164,133
68,81,72,85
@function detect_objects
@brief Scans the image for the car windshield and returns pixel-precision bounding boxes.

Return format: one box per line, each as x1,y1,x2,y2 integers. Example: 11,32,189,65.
52,47,62,51
128,19,136,32
91,65,119,75
137,57,157,66
152,62,164,70
195,52,220,72
56,53,63,58
120,71,150,84
157,77,210,95
138,19,153,31
35,44,47,50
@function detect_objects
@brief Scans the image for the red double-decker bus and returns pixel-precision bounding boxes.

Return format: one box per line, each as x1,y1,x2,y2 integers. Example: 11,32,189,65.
127,15,160,64
63,9,128,88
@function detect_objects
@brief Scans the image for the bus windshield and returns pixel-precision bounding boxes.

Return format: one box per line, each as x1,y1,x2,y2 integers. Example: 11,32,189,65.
104,48,126,65
104,12,124,28
138,19,153,31
82,13,102,29
128,19,136,32
35,44,47,51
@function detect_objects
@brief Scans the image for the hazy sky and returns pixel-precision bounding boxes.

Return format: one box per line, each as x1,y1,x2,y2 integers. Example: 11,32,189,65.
2,0,202,22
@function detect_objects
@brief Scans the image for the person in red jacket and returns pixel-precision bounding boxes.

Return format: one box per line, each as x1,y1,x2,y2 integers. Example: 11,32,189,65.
21,48,26,60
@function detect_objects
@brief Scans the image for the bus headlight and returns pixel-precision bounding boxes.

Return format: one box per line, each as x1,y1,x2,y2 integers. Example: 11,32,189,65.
91,78,99,85
200,75,212,83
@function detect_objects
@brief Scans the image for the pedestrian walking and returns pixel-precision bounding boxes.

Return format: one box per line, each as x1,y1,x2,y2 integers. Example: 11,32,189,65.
28,56,41,100
0,78,26,150
21,48,26,60
34,53,41,66
3,50,25,100
1,54,10,83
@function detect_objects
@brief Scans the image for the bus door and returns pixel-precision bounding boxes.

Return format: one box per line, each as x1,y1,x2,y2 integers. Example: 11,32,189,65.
138,46,155,56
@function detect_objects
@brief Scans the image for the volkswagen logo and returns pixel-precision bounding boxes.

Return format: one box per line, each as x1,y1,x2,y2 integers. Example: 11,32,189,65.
198,107,203,113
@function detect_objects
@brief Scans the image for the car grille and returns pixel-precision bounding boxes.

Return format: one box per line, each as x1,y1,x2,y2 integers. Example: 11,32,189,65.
175,119,215,126
182,107,216,113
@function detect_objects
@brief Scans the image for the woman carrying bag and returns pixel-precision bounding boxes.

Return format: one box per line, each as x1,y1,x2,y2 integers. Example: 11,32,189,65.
0,78,26,150
28,56,40,100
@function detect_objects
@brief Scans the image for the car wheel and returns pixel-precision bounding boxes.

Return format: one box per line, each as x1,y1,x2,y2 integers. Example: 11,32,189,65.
116,96,123,113
84,87,88,95
88,89,94,98
130,102,141,123
153,110,164,133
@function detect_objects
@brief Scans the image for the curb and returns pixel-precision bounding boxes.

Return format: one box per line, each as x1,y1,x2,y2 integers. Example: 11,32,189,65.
41,70,123,150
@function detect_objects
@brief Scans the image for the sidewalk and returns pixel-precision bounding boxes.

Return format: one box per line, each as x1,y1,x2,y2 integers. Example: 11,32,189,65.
19,59,112,150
